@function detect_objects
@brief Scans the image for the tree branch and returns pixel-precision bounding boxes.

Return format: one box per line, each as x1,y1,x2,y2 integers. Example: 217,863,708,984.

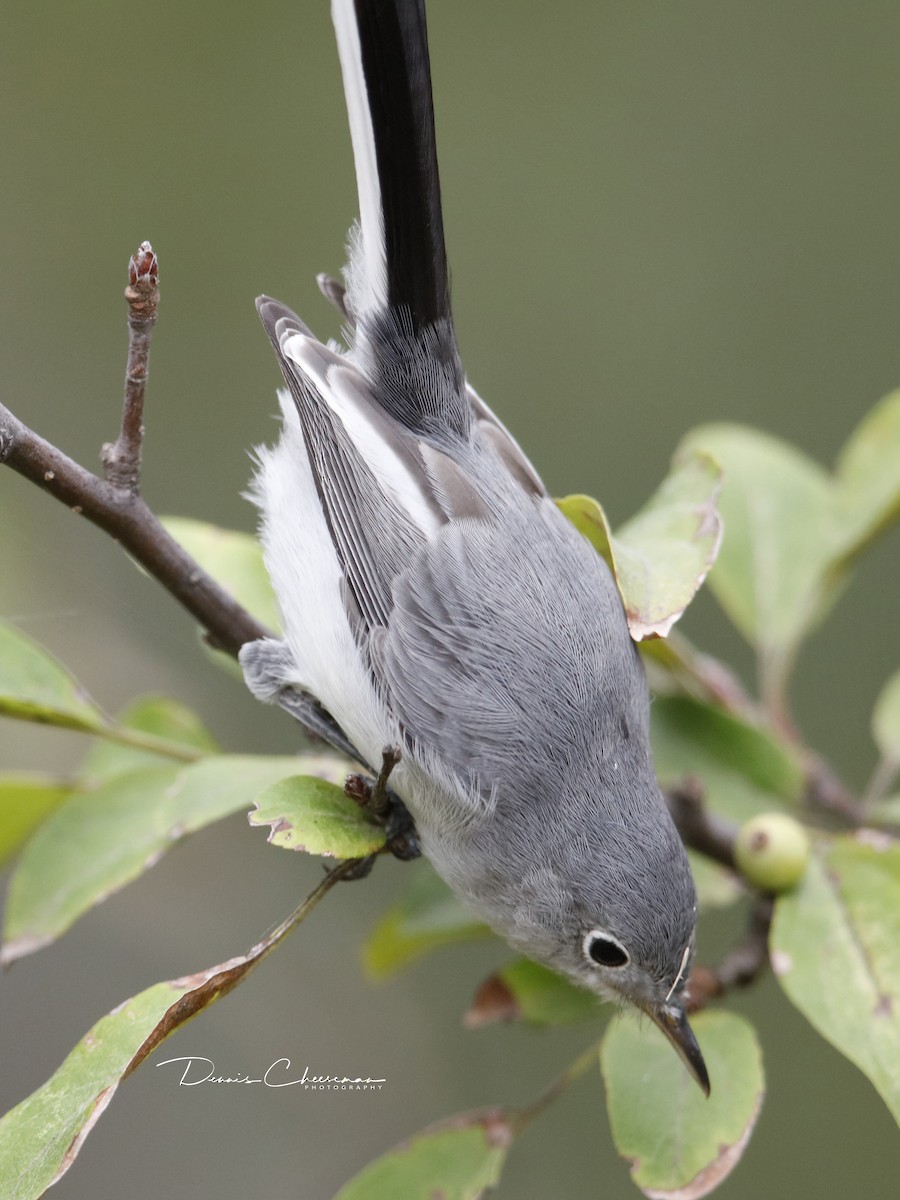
0,242,359,766
0,400,268,656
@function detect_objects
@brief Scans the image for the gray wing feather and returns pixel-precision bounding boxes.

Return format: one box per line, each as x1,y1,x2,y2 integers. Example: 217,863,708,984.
259,298,423,631
257,297,492,640
466,383,546,498
374,502,648,800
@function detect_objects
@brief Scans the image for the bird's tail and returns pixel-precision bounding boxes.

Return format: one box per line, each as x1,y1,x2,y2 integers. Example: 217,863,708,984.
332,0,468,439
333,0,451,330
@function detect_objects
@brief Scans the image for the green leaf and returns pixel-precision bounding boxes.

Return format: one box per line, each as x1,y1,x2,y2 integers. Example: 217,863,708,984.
614,450,723,639
872,794,900,827
364,862,491,979
496,960,599,1025
250,775,387,858
161,517,280,632
639,630,756,717
556,493,617,574
771,833,900,1125
833,389,900,557
0,898,323,1199
167,753,346,829
680,402,900,695
80,695,219,781
2,755,340,963
679,424,835,660
2,766,181,962
0,980,186,1199
0,626,197,760
557,451,722,640
465,960,600,1028
872,670,900,765
651,695,803,824
601,1010,764,1198
332,1110,515,1200
0,620,105,733
0,774,73,868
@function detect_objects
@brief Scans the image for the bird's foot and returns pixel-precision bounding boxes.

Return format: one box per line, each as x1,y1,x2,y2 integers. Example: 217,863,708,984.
344,745,421,872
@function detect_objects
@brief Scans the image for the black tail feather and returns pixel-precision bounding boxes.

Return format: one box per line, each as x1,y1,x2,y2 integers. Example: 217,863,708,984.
353,0,451,330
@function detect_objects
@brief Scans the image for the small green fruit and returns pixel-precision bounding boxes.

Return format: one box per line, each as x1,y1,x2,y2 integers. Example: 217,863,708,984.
734,813,811,892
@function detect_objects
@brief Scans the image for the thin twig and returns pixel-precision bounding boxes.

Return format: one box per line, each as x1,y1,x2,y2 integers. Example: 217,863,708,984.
101,242,159,492
803,750,864,825
665,776,738,870
512,1040,600,1134
687,898,774,1011
125,857,363,1077
860,754,900,814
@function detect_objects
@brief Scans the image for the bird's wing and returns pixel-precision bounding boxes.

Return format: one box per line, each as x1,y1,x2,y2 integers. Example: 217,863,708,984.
257,297,439,633
257,295,610,803
372,504,637,798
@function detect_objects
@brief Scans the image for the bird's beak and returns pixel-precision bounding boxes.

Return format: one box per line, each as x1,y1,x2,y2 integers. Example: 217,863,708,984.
647,1000,711,1096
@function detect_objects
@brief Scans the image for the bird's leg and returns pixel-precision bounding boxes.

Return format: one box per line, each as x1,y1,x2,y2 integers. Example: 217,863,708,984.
344,745,421,865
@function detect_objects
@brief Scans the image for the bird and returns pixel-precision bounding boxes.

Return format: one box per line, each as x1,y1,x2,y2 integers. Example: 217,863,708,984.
240,0,708,1094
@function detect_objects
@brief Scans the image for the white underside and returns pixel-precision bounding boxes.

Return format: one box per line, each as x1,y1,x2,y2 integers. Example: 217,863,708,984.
251,387,395,771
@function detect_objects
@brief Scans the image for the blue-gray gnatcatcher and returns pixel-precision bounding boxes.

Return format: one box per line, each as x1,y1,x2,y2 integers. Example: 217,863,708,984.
240,0,708,1094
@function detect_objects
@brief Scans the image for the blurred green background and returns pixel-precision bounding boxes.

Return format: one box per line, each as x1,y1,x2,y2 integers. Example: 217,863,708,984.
1,1,899,1196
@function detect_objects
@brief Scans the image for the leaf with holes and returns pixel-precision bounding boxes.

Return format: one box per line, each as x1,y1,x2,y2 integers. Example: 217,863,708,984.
250,775,387,858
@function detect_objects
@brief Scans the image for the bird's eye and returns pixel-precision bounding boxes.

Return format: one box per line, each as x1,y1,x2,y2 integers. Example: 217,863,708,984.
583,930,630,968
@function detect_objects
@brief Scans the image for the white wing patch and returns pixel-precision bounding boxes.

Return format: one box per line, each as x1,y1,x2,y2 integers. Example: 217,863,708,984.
277,326,442,539
249,387,394,768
